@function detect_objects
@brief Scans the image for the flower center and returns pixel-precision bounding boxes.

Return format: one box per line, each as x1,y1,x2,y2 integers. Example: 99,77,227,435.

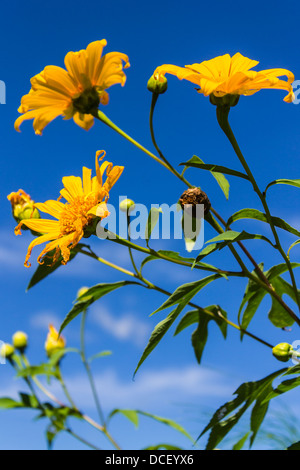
59,195,97,235
72,87,100,114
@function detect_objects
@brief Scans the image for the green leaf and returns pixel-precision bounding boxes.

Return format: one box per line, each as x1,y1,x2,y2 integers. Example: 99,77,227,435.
206,230,274,247
16,364,57,379
26,244,83,291
145,207,163,242
59,281,140,335
138,410,194,443
266,262,300,280
134,303,186,376
108,409,139,428
227,208,300,238
265,179,300,194
287,441,300,450
262,375,300,403
232,432,250,450
0,398,22,409
181,155,249,180
88,350,112,363
287,239,300,258
238,269,267,337
19,392,40,409
153,274,222,315
175,306,227,364
140,250,224,276
48,348,80,367
267,277,295,328
143,444,184,450
182,156,231,199
199,368,287,450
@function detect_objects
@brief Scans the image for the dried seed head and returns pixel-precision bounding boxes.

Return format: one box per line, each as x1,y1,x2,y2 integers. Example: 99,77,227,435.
179,187,211,217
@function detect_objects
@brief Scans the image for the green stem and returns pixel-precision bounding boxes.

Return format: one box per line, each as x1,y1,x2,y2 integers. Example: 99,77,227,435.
94,110,169,170
80,309,105,426
149,94,193,188
216,105,300,317
18,355,99,450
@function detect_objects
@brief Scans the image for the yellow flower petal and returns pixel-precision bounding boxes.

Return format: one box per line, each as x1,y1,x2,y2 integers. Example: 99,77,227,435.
154,53,294,102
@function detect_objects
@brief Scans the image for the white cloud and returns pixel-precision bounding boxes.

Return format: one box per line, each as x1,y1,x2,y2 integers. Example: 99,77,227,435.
30,311,62,330
47,364,236,412
91,306,151,347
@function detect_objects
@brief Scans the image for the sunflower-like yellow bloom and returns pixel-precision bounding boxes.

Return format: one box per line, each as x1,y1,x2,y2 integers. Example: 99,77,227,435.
45,325,66,356
15,40,130,135
15,151,124,267
154,53,295,103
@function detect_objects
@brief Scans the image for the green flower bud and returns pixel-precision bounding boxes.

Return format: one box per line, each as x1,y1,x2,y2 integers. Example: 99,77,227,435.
18,204,40,221
77,286,89,298
1,343,15,359
12,331,28,350
209,93,240,107
119,198,135,213
272,342,293,362
147,74,168,94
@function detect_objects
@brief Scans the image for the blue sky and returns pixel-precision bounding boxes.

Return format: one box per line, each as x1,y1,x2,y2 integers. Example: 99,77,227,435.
1,0,300,450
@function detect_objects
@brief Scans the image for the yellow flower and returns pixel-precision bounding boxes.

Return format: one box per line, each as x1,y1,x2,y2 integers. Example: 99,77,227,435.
154,53,295,103
7,189,40,221
15,40,130,135
45,325,66,356
15,151,124,267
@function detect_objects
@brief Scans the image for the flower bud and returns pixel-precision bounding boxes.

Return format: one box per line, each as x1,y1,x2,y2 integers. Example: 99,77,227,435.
12,331,28,350
119,198,135,213
0,343,15,360
77,286,89,298
147,74,168,94
45,325,66,357
272,342,293,362
7,189,40,224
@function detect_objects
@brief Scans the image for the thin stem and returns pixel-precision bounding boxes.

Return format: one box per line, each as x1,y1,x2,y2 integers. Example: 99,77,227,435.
94,110,170,170
80,309,105,426
127,213,140,276
18,355,99,450
149,94,193,188
216,105,300,317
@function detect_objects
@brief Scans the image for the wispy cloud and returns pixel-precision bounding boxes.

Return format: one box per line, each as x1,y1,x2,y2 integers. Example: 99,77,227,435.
91,305,151,347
